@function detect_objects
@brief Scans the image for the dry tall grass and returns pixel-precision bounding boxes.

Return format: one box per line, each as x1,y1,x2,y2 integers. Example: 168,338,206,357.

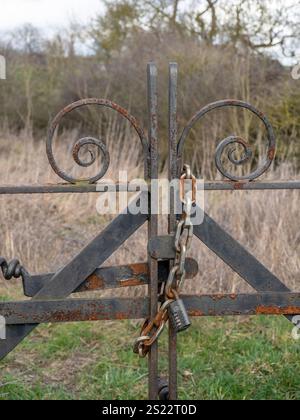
0,126,299,301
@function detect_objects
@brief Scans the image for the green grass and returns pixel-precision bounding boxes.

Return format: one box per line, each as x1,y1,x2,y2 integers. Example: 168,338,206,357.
0,316,299,400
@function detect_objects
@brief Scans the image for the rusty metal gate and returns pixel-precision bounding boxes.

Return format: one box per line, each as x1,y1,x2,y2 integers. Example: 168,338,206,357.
0,62,300,400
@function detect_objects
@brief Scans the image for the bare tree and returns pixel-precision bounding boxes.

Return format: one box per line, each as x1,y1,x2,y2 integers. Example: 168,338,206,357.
10,24,43,54
92,0,300,58
221,0,300,57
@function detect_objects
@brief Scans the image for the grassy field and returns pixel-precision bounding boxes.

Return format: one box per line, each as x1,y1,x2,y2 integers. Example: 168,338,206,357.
0,315,299,400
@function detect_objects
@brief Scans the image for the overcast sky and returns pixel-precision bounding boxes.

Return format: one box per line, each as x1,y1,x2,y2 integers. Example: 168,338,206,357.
0,0,104,32
0,0,297,64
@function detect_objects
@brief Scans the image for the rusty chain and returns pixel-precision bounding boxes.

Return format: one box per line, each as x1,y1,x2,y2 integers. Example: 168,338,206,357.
133,164,196,357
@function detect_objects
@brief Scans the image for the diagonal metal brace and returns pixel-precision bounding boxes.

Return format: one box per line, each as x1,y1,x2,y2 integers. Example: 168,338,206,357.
193,210,294,322
0,193,148,360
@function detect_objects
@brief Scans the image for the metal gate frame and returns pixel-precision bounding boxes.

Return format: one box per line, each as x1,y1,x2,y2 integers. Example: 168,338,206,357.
0,62,299,400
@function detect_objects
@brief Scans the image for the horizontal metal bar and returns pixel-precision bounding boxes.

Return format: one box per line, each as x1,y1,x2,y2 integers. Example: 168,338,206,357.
1,292,300,324
24,259,198,297
0,181,299,195
0,297,148,324
184,292,300,317
204,180,300,191
0,183,148,195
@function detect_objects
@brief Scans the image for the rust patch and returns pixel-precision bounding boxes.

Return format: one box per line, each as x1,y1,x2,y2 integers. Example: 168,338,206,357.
120,278,144,287
115,312,128,320
268,147,276,160
119,263,148,287
80,274,104,291
50,310,85,323
207,293,237,301
256,306,300,315
188,310,204,317
233,182,247,190
130,263,148,276
208,294,226,301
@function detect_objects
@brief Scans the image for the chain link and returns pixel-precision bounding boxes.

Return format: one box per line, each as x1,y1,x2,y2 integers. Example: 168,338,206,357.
133,164,196,357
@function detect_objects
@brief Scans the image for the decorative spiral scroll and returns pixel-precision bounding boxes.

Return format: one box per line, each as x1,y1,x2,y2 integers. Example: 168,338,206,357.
0,257,29,282
71,136,110,182
178,100,276,182
47,98,148,184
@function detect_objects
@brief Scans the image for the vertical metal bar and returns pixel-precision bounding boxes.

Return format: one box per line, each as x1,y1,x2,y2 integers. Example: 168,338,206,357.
168,62,178,400
147,62,159,400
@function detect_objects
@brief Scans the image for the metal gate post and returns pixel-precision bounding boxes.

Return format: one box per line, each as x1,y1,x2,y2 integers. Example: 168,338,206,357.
147,63,159,399
168,62,179,400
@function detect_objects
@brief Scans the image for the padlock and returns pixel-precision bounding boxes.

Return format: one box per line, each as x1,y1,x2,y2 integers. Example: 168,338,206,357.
168,293,191,333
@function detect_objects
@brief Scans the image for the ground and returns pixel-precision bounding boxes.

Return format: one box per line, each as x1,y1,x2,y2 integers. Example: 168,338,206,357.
0,315,299,400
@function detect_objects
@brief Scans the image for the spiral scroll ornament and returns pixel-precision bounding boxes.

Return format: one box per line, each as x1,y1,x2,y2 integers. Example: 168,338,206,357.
178,100,276,182
47,98,148,184
0,257,30,283
70,136,110,183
